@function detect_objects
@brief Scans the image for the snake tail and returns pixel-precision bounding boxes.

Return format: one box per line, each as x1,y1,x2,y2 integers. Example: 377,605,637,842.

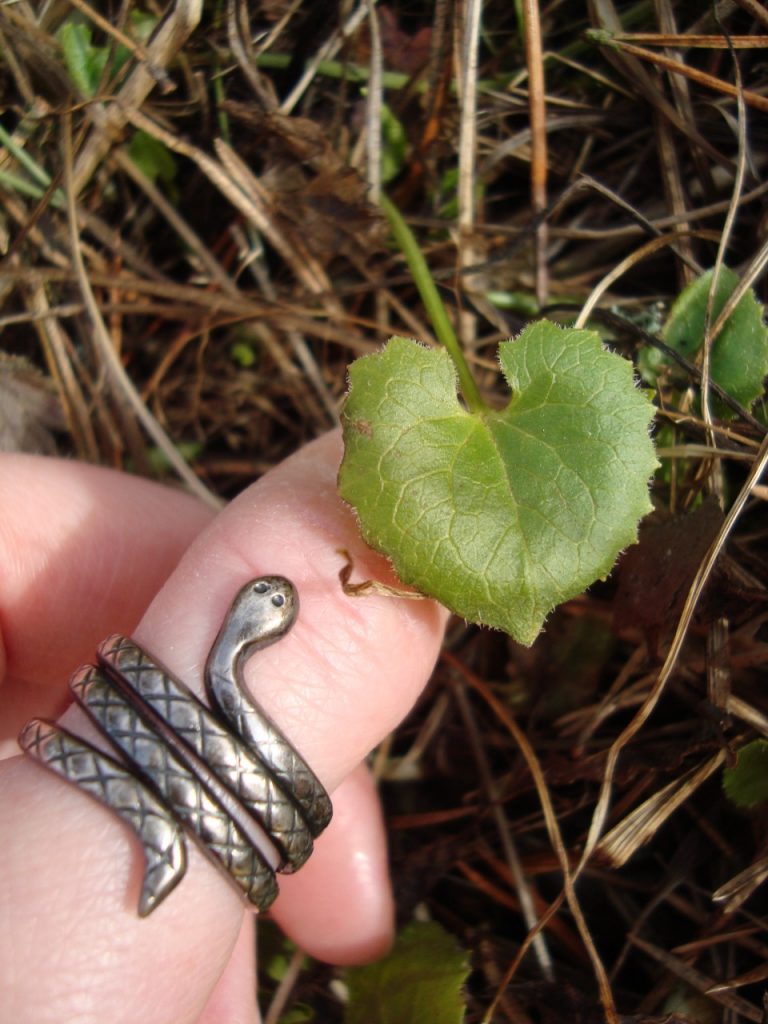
19,718,186,916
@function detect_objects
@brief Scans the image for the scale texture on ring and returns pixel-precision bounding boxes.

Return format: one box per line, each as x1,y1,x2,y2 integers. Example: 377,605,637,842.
19,576,332,916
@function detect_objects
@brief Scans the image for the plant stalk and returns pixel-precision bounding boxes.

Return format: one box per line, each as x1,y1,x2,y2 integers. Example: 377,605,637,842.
380,192,485,413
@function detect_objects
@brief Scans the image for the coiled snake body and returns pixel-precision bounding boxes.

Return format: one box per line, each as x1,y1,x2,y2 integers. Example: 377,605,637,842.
20,576,331,916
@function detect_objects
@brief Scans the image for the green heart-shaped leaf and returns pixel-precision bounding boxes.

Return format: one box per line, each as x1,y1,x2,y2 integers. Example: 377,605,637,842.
662,266,768,415
723,740,768,809
345,921,469,1024
339,323,658,644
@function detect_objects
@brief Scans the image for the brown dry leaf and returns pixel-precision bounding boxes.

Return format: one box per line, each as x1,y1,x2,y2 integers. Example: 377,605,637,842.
221,105,384,260
708,959,768,993
220,107,343,168
613,498,724,652
595,749,727,868
630,936,763,1022
502,981,696,1024
337,548,426,600
375,6,434,75
712,851,768,913
0,353,65,454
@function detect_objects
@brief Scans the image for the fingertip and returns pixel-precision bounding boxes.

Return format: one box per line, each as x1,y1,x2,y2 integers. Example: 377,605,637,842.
271,764,394,966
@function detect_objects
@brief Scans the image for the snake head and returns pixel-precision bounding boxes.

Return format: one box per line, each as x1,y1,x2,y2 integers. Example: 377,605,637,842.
229,575,299,655
205,575,299,712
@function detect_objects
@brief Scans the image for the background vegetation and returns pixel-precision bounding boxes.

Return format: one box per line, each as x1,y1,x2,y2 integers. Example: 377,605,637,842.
2,1,768,1020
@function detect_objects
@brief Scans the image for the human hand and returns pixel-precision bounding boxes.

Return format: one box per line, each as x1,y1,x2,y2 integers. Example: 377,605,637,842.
0,431,447,1023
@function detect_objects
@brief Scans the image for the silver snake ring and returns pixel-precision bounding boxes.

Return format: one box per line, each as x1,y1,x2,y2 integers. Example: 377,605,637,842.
19,576,332,916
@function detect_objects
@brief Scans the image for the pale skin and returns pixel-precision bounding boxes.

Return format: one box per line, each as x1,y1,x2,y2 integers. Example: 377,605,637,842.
0,431,448,1024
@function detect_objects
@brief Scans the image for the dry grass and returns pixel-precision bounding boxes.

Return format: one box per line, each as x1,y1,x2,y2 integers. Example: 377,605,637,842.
2,1,768,1021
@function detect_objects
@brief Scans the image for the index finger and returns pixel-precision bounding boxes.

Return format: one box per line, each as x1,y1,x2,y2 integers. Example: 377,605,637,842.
0,430,447,1024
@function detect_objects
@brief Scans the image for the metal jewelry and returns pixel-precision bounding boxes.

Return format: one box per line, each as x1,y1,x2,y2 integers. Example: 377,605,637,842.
20,576,332,916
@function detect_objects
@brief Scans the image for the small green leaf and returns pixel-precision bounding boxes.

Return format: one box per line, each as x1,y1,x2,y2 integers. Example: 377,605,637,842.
723,740,768,809
144,440,202,473
278,1008,314,1023
339,323,658,644
345,921,469,1024
128,130,178,188
230,341,257,368
438,167,484,221
58,12,154,98
380,103,407,185
486,290,541,317
127,8,159,45
58,20,106,97
663,266,768,413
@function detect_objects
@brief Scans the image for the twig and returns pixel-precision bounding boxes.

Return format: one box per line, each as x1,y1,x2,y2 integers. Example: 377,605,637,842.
279,2,370,115
596,750,728,868
585,13,731,169
629,937,762,1022
577,431,768,879
445,655,618,1024
609,32,768,48
263,946,306,1024
25,281,99,460
575,230,710,328
522,0,548,306
731,0,768,30
709,235,768,347
453,683,554,981
64,0,174,90
652,0,698,288
61,112,222,509
701,19,749,434
236,232,340,426
119,107,343,347
0,302,83,328
0,13,34,105
456,0,482,342
72,0,203,195
227,0,278,109
363,0,383,204
112,147,241,298
590,32,768,113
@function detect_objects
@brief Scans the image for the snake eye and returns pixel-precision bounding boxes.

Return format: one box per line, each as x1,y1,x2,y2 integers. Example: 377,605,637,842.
254,581,269,594
271,593,285,608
